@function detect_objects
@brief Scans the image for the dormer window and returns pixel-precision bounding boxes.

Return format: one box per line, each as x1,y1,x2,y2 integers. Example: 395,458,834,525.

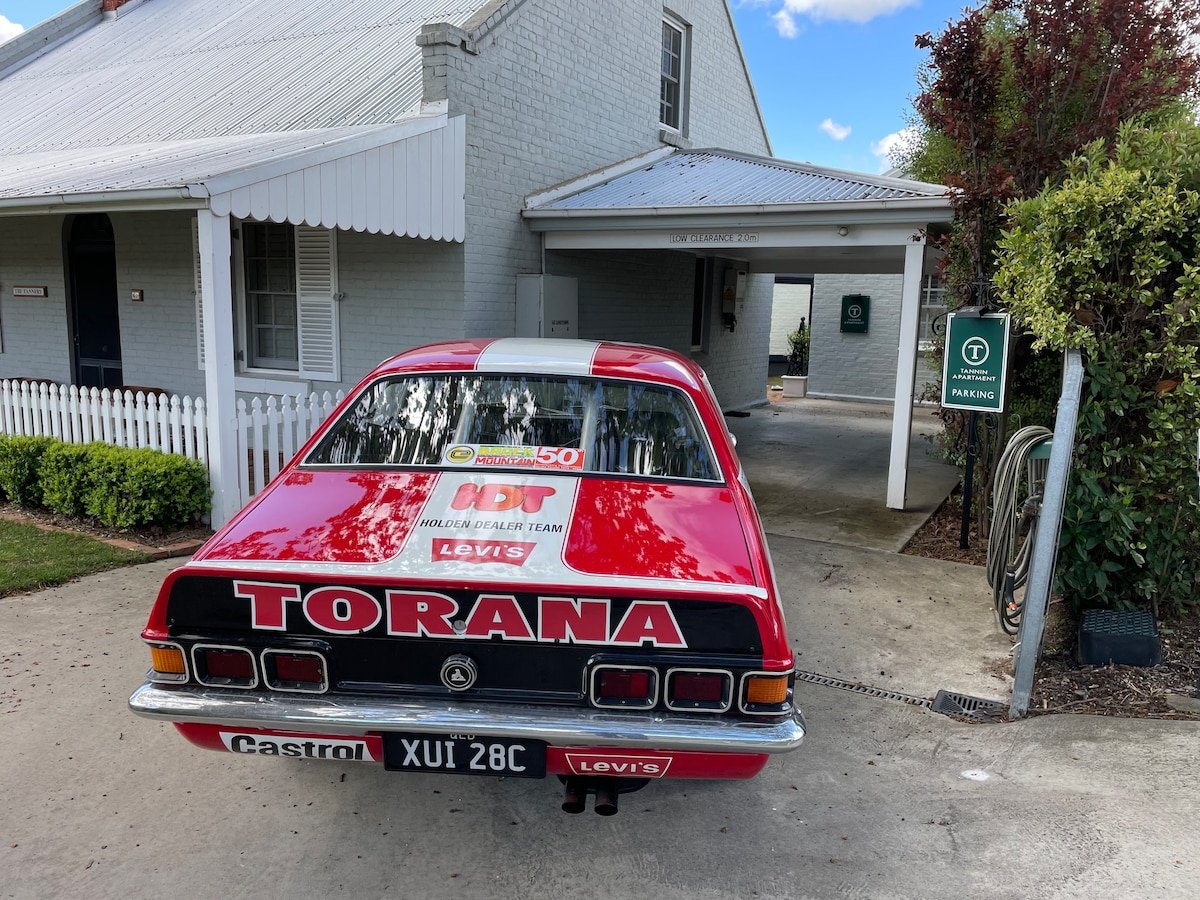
660,14,689,133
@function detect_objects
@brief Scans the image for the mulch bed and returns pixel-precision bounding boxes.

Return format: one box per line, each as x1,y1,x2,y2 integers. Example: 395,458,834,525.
904,491,1200,720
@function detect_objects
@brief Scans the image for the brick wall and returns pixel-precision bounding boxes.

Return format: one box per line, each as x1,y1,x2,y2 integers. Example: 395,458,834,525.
0,217,71,383
334,231,466,392
769,282,812,357
809,273,904,402
441,0,771,406
110,211,206,397
545,249,771,409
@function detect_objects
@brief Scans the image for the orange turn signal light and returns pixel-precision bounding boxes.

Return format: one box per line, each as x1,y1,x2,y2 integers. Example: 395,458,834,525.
151,645,186,675
745,674,788,705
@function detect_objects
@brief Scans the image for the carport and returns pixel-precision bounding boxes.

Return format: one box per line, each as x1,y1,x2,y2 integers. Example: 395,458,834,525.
523,148,953,510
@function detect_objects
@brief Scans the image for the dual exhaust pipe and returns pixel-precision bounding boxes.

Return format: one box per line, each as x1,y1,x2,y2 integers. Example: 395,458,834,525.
561,776,619,816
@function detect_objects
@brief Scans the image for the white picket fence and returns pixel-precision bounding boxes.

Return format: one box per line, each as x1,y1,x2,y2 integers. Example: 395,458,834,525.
234,390,344,506
0,379,209,463
1,379,346,510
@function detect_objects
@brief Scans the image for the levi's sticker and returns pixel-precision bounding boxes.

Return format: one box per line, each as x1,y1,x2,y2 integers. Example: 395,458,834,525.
431,538,536,565
442,444,586,472
564,752,674,778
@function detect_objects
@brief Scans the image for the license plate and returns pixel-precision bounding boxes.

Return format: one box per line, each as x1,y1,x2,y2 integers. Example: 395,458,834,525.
382,732,546,778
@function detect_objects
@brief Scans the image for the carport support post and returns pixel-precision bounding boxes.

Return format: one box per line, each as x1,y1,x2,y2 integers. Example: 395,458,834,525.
887,238,926,509
196,209,241,530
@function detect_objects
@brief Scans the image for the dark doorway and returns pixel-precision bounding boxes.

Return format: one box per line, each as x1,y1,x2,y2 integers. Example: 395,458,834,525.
67,213,123,388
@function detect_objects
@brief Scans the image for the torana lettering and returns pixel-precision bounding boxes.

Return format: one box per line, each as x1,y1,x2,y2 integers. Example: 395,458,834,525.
235,581,687,648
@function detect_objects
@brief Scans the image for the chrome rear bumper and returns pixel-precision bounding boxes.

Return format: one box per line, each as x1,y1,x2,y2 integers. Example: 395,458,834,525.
129,683,805,754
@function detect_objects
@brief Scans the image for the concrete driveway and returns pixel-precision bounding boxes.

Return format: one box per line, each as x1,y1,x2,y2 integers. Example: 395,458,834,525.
4,397,1196,898
4,557,1198,899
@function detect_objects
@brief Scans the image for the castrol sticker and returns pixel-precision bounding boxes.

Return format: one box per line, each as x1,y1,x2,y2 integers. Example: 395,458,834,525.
442,444,585,472
219,731,377,762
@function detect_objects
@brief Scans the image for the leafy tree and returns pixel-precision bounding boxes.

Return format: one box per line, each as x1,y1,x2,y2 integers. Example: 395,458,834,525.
906,0,1200,296
995,121,1200,613
897,0,1200,536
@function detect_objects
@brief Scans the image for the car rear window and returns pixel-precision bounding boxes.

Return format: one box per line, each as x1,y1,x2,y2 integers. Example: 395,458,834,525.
305,374,720,482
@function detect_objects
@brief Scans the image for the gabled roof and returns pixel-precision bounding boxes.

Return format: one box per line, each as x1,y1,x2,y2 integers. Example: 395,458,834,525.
0,0,487,152
526,150,949,214
0,0,485,235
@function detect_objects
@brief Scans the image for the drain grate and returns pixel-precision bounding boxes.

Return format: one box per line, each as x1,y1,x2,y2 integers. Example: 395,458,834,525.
930,690,1009,723
795,670,931,708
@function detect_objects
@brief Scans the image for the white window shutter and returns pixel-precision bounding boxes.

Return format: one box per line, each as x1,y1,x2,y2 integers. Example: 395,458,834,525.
193,216,205,369
296,226,340,381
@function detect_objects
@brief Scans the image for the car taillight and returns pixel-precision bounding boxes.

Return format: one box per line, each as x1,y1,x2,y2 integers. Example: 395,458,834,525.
590,665,658,710
147,643,187,683
665,668,732,712
262,650,328,693
192,645,258,689
740,672,792,715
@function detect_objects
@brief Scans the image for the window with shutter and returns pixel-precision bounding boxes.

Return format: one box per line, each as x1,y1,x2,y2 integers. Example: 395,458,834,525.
296,225,339,381
237,221,339,381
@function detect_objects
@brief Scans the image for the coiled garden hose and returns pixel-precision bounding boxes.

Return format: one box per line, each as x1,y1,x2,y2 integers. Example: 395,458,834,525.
987,425,1053,635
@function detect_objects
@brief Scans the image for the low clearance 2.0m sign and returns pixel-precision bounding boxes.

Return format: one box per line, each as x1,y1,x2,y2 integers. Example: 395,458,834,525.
941,313,1011,413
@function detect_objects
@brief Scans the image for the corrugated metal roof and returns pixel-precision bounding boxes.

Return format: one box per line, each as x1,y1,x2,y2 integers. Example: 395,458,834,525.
531,150,948,210
0,0,484,155
0,128,386,197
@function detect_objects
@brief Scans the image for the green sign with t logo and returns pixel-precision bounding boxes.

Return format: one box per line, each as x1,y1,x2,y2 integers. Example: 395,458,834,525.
941,313,1010,412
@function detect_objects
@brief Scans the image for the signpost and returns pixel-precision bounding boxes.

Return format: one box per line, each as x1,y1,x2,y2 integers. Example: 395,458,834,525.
941,313,1010,412
941,312,1011,548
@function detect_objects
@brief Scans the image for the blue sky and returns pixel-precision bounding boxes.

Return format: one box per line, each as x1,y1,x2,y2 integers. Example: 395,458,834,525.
0,0,970,173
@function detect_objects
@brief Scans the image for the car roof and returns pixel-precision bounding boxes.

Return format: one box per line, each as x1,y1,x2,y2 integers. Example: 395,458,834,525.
368,338,709,393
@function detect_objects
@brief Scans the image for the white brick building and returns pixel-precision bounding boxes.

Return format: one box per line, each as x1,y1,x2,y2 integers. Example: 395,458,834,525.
0,0,950,522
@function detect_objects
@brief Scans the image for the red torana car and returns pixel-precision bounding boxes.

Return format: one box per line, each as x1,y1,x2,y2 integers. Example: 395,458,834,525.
130,339,805,814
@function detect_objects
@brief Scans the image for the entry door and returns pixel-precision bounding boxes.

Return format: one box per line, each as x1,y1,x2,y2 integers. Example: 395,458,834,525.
67,213,123,388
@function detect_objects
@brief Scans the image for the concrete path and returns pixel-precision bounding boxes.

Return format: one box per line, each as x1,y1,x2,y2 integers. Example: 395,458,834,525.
729,398,1009,704
3,560,1198,899
728,397,960,553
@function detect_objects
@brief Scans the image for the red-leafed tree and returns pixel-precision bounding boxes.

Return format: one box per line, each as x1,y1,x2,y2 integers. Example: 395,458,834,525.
908,0,1200,303
896,0,1200,537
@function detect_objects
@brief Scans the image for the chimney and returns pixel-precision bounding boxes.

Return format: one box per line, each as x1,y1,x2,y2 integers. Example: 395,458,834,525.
102,0,133,19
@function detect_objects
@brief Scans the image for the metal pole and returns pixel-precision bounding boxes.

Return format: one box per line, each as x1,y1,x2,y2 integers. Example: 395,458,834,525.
959,411,978,549
1010,350,1084,717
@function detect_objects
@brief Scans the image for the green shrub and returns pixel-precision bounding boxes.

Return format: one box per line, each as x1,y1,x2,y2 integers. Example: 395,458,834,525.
39,442,98,517
83,444,210,531
0,435,55,506
996,120,1200,613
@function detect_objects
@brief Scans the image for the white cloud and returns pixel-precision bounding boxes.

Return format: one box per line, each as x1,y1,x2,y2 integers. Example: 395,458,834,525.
871,127,918,171
820,118,852,141
758,0,919,33
772,9,799,38
0,16,24,44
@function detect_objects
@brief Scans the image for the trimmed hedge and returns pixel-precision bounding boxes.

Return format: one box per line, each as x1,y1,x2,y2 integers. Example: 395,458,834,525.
0,434,210,531
0,435,55,506
39,442,95,517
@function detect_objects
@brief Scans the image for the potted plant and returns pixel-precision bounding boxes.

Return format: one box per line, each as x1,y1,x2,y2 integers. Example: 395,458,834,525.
781,319,809,398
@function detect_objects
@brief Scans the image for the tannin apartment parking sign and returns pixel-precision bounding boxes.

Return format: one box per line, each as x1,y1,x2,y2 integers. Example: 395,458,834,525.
941,313,1010,412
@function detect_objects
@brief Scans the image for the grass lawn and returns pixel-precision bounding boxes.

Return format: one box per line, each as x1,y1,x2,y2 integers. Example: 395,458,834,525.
0,519,153,597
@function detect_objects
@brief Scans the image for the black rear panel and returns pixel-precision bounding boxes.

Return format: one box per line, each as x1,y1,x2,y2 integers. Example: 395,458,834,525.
166,574,764,702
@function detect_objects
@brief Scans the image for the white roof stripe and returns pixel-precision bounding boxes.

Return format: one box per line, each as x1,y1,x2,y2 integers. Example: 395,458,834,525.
476,339,601,376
